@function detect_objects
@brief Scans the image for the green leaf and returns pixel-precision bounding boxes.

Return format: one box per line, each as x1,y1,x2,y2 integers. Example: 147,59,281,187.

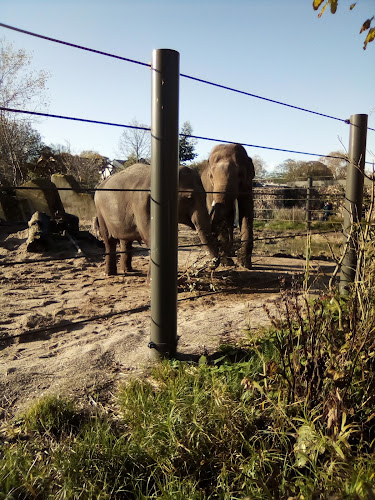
294,423,323,467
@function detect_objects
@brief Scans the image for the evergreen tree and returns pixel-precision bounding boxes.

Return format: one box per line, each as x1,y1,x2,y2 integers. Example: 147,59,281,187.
179,121,198,164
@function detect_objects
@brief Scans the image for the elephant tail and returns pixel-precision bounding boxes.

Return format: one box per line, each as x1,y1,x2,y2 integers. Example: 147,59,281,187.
91,216,101,239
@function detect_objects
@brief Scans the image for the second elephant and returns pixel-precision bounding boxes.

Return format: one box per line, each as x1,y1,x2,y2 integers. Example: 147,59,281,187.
94,163,220,275
201,143,255,269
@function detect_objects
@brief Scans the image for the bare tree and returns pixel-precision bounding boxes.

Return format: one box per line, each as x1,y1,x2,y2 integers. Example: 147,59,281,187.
252,155,268,179
320,151,348,180
0,116,43,185
36,145,108,188
0,39,49,185
273,159,334,181
117,119,151,166
0,39,49,111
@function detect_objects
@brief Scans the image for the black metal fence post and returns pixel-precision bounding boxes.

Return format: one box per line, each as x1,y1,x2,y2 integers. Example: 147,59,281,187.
149,49,180,360
339,114,368,295
306,176,312,231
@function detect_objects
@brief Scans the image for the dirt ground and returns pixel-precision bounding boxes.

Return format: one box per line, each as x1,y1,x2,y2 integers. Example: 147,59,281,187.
0,223,336,418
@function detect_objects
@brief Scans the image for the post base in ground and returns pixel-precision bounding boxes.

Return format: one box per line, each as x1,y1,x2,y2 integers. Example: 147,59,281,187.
148,341,177,361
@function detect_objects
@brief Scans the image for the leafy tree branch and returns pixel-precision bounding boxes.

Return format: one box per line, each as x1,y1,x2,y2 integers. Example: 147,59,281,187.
313,0,374,49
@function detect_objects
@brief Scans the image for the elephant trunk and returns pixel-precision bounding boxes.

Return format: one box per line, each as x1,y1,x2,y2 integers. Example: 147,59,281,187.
191,208,220,267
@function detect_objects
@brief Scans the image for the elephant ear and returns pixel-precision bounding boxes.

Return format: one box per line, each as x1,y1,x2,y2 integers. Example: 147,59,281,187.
234,144,255,184
246,156,255,182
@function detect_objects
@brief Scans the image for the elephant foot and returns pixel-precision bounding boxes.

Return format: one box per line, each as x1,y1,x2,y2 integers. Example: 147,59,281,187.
221,256,235,267
238,257,252,269
208,257,220,270
105,255,118,276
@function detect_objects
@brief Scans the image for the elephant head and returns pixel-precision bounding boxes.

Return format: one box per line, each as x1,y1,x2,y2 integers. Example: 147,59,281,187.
201,143,255,269
178,166,220,268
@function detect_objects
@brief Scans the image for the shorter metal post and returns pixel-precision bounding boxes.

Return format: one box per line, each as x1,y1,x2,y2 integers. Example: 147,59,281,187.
306,177,312,231
339,114,368,295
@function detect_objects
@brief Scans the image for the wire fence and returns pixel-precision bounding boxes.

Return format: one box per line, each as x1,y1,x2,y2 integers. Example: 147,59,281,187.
4,105,374,165
1,21,375,133
0,21,372,343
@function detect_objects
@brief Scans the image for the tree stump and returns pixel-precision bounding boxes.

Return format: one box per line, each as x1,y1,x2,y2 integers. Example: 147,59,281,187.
26,211,50,252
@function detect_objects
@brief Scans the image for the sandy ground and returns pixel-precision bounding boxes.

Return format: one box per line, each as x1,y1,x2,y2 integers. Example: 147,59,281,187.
0,223,336,418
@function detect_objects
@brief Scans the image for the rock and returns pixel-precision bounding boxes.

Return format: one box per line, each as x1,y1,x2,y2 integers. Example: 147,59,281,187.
26,211,50,252
16,178,64,217
51,174,96,223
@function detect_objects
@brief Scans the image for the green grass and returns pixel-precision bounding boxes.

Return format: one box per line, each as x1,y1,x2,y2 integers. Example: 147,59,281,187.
2,322,375,498
2,237,375,498
253,213,342,260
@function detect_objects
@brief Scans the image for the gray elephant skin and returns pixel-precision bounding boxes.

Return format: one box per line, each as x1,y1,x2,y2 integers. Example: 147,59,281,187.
201,143,255,269
94,163,219,275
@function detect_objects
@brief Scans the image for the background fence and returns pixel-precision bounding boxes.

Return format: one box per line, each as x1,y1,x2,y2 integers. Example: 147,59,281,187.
0,22,373,356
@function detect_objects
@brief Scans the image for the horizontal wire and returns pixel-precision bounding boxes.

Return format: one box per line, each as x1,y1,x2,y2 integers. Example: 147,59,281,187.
0,106,150,131
180,75,349,124
254,218,342,224
0,225,343,267
6,186,346,197
2,106,374,165
4,225,346,262
0,22,150,68
1,262,333,343
2,271,315,343
254,195,344,200
0,22,374,133
186,133,358,161
257,176,342,181
254,229,339,241
0,248,147,267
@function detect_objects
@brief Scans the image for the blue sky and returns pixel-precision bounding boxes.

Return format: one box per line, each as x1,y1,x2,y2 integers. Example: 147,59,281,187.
1,0,374,172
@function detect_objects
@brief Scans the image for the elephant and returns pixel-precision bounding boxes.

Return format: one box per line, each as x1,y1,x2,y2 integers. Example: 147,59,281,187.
94,163,220,275
201,143,255,269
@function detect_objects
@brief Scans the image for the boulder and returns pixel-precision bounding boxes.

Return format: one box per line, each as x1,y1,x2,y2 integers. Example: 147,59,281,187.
15,178,64,217
51,174,97,223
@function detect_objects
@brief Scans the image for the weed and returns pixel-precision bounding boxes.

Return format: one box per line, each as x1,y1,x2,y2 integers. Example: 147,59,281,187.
20,395,80,437
3,202,375,497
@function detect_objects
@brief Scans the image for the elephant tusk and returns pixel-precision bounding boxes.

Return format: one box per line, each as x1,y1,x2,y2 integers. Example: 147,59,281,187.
209,200,216,218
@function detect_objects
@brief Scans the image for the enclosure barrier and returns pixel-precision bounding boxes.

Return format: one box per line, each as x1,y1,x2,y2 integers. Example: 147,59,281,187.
149,49,180,360
0,21,374,354
339,114,368,295
306,177,312,231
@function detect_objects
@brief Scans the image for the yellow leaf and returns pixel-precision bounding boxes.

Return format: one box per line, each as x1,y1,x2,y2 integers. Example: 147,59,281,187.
318,2,329,18
360,17,374,34
364,27,375,50
350,3,356,10
330,0,338,14
313,0,325,11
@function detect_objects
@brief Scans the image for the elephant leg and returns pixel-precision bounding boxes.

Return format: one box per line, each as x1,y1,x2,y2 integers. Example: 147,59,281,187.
219,235,235,266
237,196,253,269
218,219,235,266
120,240,133,272
237,221,253,269
105,237,118,275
